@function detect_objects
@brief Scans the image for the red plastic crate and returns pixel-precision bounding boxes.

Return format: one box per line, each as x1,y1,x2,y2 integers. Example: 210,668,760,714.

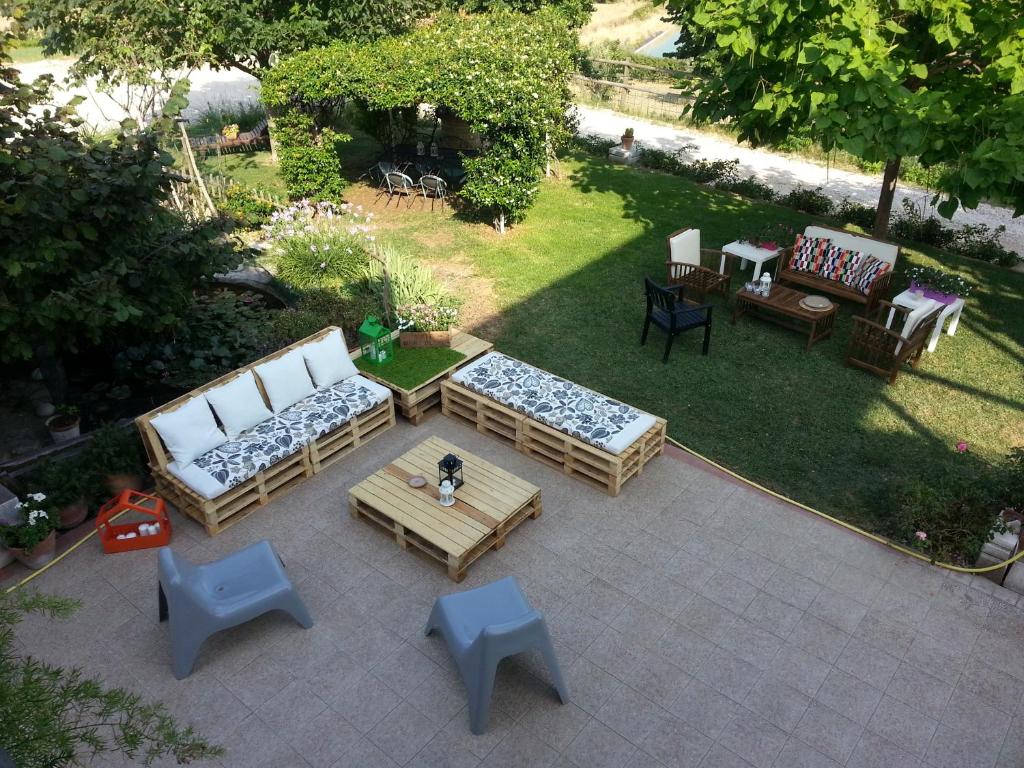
96,490,172,553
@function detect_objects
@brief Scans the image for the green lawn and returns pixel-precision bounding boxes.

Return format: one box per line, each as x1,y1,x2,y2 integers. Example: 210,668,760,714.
199,152,289,197
221,147,1024,532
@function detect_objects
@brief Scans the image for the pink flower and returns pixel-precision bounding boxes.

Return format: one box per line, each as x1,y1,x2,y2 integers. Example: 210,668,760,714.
915,531,928,541
955,441,968,453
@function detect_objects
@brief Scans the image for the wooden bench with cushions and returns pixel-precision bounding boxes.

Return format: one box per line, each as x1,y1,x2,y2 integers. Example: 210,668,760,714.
775,225,900,312
136,327,396,536
441,352,666,495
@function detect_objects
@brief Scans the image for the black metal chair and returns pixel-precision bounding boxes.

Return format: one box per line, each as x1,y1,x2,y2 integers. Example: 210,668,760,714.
641,277,713,362
419,174,448,210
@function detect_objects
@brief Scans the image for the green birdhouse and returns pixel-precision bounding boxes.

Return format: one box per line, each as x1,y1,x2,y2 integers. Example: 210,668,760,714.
358,315,394,364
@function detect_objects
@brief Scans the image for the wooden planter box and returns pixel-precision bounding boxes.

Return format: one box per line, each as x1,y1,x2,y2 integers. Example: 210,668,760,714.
400,329,456,348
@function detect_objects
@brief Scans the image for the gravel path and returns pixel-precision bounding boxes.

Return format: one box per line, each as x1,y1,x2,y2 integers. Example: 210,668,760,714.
578,105,1024,257
17,58,1021,257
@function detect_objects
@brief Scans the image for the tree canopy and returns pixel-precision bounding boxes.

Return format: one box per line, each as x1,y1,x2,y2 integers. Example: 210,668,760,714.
262,9,579,230
0,64,236,374
666,0,1024,235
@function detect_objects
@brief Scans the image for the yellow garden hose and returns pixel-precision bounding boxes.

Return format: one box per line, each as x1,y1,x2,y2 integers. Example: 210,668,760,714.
666,436,1024,576
4,440,1021,595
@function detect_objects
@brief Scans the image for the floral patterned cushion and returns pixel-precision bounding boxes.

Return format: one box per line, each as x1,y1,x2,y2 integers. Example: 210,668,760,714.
191,376,389,490
451,353,657,455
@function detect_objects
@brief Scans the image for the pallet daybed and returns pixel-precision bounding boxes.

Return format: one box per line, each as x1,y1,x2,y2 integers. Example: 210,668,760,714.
441,352,666,495
137,327,396,536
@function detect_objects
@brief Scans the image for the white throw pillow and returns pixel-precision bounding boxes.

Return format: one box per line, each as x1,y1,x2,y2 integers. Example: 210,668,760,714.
204,371,273,439
254,349,316,412
150,397,227,467
302,329,359,388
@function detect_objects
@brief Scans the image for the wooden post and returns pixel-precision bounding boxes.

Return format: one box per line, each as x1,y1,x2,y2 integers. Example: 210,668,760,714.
177,120,217,218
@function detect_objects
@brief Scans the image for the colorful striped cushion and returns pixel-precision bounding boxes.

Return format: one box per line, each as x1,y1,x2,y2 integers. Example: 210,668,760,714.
820,245,866,284
853,256,891,295
789,234,831,272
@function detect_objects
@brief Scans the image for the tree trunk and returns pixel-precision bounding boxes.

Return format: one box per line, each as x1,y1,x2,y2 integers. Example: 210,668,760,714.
873,156,902,239
495,211,506,234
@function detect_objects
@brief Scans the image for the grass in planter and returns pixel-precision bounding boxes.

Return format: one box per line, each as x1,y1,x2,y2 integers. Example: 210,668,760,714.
356,347,466,390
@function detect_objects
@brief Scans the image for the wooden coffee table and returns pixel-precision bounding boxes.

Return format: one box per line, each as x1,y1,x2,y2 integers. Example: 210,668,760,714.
731,285,838,350
348,436,541,581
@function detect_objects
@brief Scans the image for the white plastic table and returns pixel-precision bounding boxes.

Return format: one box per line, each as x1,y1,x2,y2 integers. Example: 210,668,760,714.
721,241,782,281
886,289,965,353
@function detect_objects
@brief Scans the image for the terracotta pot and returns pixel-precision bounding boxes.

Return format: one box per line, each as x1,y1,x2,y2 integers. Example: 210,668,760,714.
105,473,144,496
46,415,80,443
57,499,89,531
621,135,634,151
9,531,57,570
400,329,455,349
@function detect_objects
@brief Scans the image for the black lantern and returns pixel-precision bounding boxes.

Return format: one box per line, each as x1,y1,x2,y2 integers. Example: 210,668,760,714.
438,453,464,490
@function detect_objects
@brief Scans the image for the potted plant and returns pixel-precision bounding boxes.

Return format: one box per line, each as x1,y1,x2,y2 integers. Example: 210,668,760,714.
397,301,461,348
906,266,971,305
81,424,148,497
753,222,794,251
621,127,635,151
29,461,89,530
221,123,240,140
45,405,80,443
1,493,58,569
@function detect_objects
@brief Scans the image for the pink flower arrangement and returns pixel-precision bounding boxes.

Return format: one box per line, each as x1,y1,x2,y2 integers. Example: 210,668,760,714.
915,531,928,541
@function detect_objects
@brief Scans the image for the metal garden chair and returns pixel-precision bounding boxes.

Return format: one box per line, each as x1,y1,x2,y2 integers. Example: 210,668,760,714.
641,277,713,361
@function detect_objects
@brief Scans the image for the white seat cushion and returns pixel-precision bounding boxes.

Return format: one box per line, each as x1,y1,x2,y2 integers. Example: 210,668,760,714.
150,397,227,467
451,352,657,455
204,371,274,439
254,348,316,412
166,460,228,500
301,329,359,388
179,374,392,496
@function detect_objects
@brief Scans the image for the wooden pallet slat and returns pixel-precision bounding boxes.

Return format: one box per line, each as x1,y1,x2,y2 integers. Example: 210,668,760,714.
441,379,666,496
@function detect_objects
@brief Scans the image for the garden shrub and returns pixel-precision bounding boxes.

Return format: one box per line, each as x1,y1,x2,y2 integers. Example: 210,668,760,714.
573,133,618,157
275,234,370,291
887,473,1007,566
274,112,349,202
189,101,267,138
948,223,1017,266
679,157,739,185
779,185,834,216
716,175,776,201
118,292,275,390
360,244,461,320
887,199,955,249
219,184,276,229
268,289,380,348
636,146,687,174
834,199,876,230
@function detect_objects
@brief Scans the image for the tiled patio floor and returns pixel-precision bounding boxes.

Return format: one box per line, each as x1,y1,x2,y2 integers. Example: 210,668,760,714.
9,417,1024,768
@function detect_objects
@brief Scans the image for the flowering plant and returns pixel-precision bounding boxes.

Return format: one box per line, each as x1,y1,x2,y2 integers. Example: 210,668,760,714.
1,493,57,550
395,301,460,332
906,266,971,298
221,124,240,139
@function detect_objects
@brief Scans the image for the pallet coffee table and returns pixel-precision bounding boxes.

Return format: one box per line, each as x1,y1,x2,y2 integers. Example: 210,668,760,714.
348,435,541,581
731,285,838,351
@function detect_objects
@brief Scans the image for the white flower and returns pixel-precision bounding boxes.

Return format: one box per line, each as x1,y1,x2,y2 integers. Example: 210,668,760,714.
310,244,318,253
28,492,46,502
319,262,327,269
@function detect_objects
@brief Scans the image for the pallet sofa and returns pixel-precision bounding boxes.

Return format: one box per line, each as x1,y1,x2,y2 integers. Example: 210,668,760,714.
441,352,666,495
137,327,396,535
775,225,899,312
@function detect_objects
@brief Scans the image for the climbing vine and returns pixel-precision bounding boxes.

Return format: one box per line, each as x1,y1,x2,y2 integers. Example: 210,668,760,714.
262,9,579,230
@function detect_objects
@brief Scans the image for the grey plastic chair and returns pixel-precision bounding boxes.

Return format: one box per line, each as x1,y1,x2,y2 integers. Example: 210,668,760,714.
425,576,569,734
157,540,313,679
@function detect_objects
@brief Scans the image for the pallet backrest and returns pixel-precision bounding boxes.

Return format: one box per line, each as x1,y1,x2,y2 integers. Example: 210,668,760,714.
803,225,900,267
135,326,351,470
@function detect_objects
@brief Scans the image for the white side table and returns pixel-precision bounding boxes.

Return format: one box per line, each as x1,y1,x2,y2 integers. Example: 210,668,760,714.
886,289,966,353
721,241,782,281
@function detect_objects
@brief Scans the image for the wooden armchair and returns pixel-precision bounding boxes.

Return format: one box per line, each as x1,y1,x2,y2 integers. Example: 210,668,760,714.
665,227,734,302
845,300,942,384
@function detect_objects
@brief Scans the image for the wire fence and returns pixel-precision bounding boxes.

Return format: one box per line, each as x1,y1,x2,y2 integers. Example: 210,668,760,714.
572,59,693,123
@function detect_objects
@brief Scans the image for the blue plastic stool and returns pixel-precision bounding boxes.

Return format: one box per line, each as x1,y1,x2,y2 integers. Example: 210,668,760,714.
425,576,569,734
157,539,313,679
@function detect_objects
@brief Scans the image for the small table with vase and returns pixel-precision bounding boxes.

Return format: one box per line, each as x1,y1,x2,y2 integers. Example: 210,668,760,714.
886,288,965,353
721,240,783,281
